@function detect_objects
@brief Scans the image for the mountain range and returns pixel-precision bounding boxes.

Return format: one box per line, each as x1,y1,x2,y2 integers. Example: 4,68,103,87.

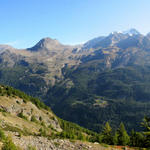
0,28,150,132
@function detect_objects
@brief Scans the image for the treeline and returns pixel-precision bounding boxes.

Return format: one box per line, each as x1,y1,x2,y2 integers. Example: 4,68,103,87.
57,118,100,141
99,117,150,148
57,117,150,148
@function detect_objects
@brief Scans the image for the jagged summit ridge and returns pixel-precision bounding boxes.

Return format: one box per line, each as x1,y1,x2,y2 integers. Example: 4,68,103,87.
110,28,140,36
81,28,142,50
122,28,140,36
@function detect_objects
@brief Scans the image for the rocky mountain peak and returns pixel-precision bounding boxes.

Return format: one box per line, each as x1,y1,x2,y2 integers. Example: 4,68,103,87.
123,28,140,36
28,37,63,52
39,37,60,46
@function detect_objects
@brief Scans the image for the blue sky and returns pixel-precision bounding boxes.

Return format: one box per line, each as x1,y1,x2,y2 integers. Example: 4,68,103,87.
0,0,150,48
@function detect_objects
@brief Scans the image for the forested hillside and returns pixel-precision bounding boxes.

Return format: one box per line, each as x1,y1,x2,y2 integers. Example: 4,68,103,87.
0,85,149,149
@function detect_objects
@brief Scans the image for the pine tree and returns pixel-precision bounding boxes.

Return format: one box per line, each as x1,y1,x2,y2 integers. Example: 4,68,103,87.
113,131,118,145
130,129,136,146
130,129,144,147
101,122,113,144
117,122,130,146
141,116,150,147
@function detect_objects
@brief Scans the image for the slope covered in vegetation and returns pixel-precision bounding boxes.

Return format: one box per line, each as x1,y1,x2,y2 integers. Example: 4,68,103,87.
0,85,149,149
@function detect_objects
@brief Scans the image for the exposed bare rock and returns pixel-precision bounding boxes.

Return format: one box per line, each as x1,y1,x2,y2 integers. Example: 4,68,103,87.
0,96,62,132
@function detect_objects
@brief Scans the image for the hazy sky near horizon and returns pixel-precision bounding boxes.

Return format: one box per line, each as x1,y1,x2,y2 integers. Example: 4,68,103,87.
0,0,150,48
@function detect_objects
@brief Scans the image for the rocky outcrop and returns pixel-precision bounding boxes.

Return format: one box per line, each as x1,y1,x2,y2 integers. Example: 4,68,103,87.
0,96,62,132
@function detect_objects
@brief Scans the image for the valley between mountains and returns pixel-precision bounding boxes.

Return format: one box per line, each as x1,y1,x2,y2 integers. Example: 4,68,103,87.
0,28,150,133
